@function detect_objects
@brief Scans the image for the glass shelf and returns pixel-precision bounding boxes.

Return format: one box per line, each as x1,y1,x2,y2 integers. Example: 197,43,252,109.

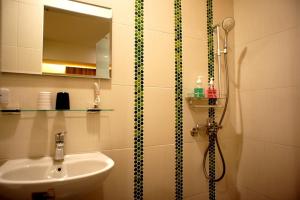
185,94,225,109
0,108,113,113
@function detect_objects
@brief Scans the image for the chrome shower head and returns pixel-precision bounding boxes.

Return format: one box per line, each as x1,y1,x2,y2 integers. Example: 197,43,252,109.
222,17,235,33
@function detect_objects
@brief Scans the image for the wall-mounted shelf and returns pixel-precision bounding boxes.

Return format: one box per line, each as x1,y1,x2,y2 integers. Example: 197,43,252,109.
0,108,113,114
186,94,225,109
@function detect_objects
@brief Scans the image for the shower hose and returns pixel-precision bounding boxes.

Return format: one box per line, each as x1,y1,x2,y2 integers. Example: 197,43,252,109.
203,53,229,182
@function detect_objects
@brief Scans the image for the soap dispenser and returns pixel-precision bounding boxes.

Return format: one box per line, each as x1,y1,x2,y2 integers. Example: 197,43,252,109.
194,76,204,98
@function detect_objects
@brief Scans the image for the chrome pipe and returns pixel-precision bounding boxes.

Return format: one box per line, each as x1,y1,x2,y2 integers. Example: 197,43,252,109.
214,25,222,97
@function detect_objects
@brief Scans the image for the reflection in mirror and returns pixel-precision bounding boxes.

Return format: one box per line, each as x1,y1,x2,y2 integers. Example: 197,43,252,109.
43,1,112,79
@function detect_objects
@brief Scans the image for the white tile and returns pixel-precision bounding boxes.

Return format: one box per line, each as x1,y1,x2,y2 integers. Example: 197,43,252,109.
144,144,175,200
144,87,174,146
1,0,18,46
144,30,174,88
1,45,18,72
234,0,298,46
144,0,173,33
18,2,43,49
111,23,134,85
17,47,42,74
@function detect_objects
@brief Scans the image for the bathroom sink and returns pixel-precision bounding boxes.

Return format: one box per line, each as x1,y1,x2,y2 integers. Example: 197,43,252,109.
0,152,114,199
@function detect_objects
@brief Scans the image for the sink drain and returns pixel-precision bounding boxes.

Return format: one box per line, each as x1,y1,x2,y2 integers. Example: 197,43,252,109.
57,167,62,172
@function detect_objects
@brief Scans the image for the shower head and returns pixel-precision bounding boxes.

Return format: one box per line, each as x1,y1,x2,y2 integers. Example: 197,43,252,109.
222,17,235,33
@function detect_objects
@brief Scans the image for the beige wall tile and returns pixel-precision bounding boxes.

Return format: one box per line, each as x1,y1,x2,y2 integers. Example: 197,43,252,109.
267,87,300,147
144,144,175,200
144,87,174,146
236,28,298,91
75,0,112,8
214,0,234,26
237,139,267,194
144,0,173,33
99,85,134,150
144,30,174,88
184,193,209,200
18,2,43,49
234,0,298,46
111,23,134,85
182,0,206,39
1,0,18,46
17,47,42,74
263,144,300,200
102,149,134,200
20,0,43,5
1,45,18,72
239,90,272,141
183,142,208,197
111,0,134,26
237,186,270,200
183,36,208,91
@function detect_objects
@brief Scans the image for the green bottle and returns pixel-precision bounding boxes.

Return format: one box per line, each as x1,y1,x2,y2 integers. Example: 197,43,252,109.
194,76,204,98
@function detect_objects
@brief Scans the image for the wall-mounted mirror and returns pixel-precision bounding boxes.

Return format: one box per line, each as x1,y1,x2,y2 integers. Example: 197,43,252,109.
43,0,112,79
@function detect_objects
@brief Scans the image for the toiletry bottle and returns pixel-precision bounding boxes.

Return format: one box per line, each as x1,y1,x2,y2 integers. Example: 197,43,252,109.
206,78,217,98
194,76,204,98
94,82,100,108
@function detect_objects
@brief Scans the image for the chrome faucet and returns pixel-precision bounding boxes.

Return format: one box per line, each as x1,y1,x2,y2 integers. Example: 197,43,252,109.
54,132,66,161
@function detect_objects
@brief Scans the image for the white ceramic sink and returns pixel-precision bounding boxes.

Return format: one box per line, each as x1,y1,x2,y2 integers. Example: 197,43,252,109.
0,152,114,200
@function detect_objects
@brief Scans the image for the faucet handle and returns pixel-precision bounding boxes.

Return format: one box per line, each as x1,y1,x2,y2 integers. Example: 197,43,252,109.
55,131,66,142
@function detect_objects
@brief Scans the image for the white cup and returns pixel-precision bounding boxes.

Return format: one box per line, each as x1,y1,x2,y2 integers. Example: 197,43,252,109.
38,92,52,110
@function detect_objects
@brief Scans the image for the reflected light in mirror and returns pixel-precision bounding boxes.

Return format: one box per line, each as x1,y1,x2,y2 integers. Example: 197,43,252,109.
43,0,112,19
42,63,66,74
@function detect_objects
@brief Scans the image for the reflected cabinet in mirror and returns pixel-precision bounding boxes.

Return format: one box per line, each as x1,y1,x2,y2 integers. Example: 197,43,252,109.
0,0,112,79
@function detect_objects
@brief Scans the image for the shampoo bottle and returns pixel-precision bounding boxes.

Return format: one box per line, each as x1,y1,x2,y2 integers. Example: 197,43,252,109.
194,76,204,98
206,78,217,98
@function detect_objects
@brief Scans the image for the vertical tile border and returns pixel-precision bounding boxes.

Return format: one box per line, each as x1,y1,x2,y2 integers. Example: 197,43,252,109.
207,0,216,200
134,0,144,199
174,0,184,199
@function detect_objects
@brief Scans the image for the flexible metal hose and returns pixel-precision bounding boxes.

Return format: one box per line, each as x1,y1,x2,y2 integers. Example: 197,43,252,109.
203,47,229,182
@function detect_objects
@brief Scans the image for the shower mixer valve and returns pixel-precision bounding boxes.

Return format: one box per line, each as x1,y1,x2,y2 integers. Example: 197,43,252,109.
190,118,222,137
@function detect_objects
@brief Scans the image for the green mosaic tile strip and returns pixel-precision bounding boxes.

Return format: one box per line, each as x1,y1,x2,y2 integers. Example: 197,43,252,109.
174,0,183,199
134,0,144,199
207,0,216,200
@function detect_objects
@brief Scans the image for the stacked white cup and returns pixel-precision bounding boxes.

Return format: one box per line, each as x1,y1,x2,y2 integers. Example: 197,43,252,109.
38,92,52,110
